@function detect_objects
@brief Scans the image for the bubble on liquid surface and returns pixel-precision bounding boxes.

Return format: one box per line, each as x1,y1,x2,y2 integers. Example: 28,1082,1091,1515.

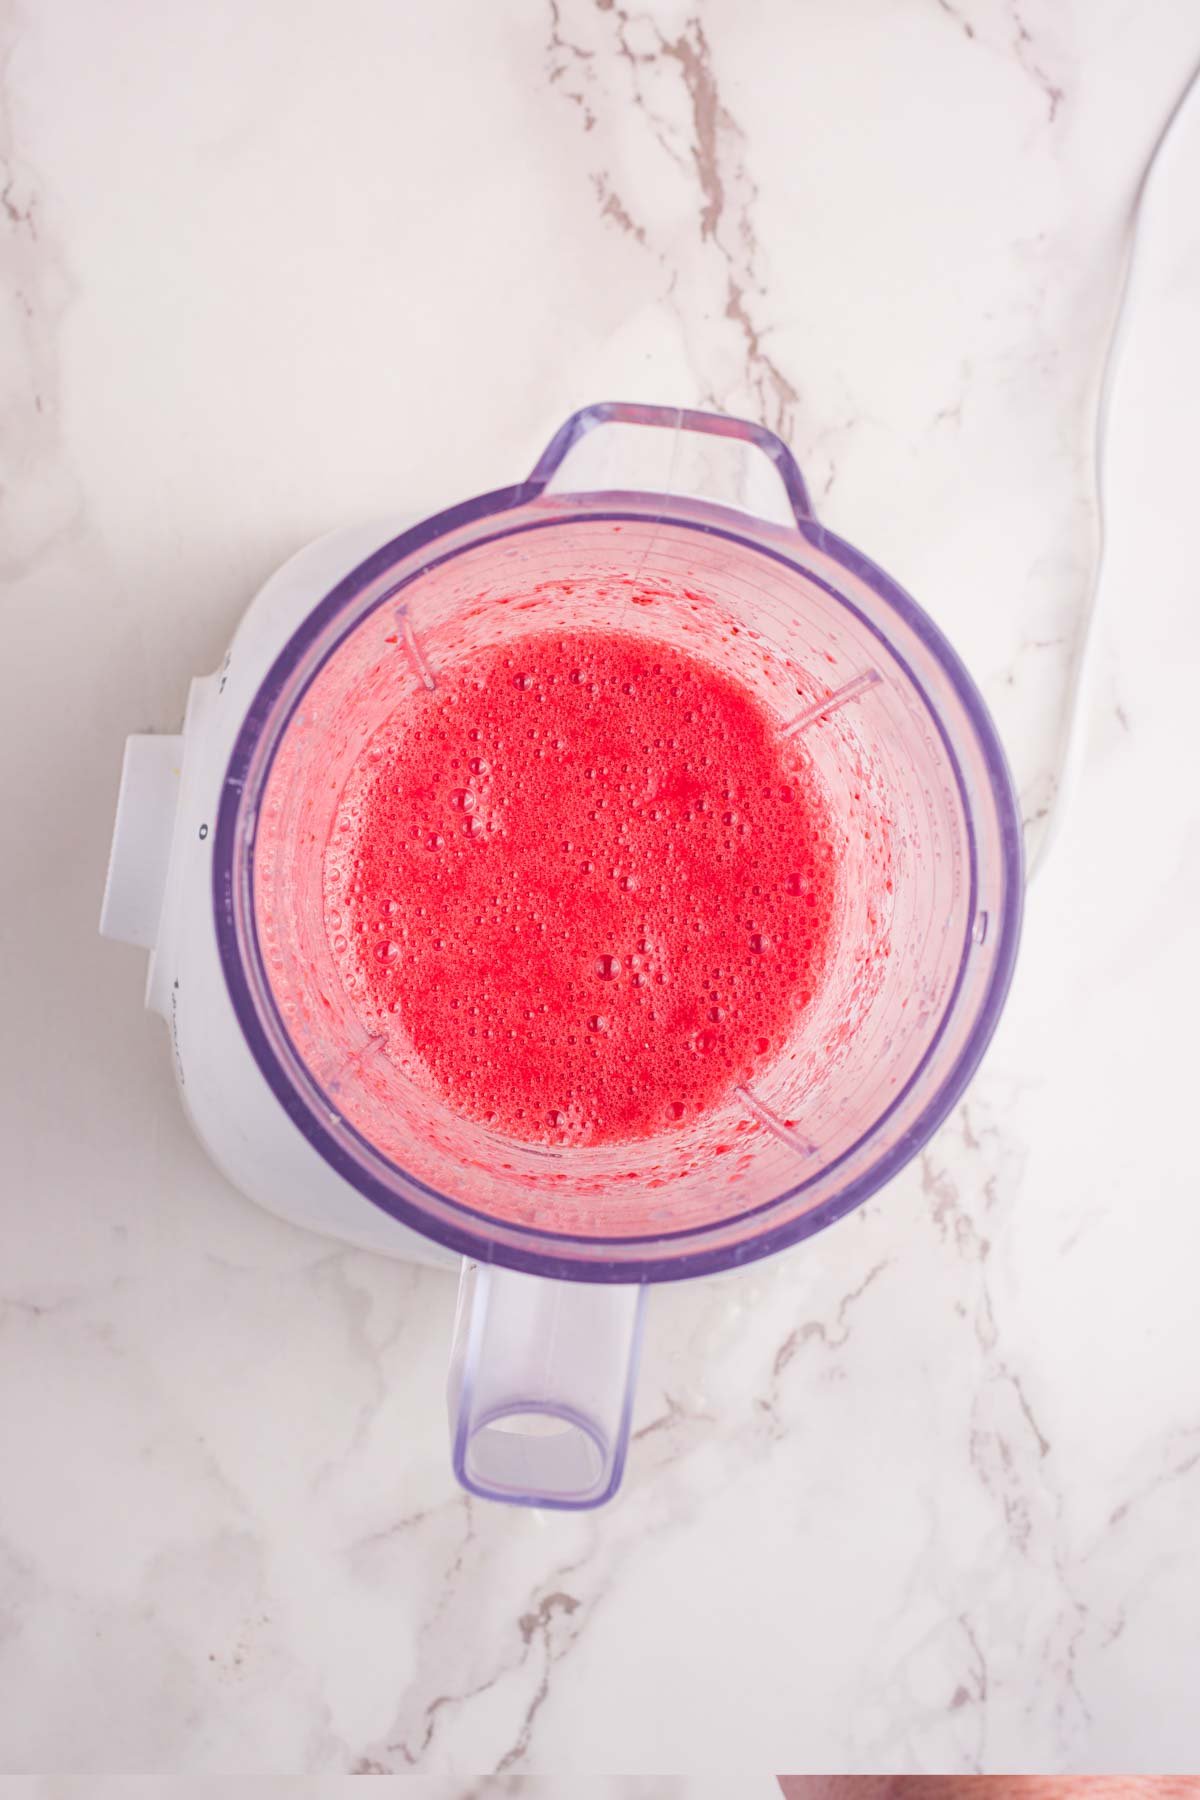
594,954,621,981
450,788,476,812
375,940,400,964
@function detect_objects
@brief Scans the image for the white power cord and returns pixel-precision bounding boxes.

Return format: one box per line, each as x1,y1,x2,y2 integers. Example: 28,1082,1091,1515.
1029,50,1200,879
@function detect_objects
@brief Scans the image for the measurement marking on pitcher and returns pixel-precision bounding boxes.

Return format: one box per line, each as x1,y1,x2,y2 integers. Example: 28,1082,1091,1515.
331,1033,389,1090
397,607,437,690
735,1086,817,1159
485,1134,560,1161
781,669,881,738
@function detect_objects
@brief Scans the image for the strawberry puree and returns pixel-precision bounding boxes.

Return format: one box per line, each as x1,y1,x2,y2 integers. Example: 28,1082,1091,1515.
327,628,839,1146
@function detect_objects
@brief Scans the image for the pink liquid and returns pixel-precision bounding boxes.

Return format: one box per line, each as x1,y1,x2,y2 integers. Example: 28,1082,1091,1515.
327,628,839,1147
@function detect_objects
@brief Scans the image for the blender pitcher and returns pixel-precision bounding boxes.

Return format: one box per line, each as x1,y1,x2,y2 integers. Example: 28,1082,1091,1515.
106,402,1023,1510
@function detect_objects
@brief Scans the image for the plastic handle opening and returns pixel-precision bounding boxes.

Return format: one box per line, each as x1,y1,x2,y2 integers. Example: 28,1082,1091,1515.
528,400,814,528
448,1263,646,1510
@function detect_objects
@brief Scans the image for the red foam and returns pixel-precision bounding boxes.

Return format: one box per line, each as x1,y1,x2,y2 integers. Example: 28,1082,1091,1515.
328,629,838,1146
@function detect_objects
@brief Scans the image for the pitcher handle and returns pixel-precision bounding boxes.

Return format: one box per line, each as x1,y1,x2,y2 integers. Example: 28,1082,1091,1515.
448,1262,647,1510
527,400,815,528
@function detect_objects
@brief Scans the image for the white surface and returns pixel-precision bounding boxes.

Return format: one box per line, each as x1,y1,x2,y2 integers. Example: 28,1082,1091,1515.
1,0,1199,1780
98,734,183,950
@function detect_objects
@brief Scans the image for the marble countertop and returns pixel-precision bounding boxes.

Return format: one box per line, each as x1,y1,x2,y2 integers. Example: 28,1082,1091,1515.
2,0,1199,1783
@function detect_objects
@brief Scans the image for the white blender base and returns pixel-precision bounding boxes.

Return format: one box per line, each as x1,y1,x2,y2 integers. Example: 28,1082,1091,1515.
101,520,457,1271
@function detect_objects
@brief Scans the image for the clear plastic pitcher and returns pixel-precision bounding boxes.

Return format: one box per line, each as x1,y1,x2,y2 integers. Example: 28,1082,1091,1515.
214,403,1022,1509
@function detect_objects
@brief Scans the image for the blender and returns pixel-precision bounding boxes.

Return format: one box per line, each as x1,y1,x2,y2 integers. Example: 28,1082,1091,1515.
100,402,1022,1508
